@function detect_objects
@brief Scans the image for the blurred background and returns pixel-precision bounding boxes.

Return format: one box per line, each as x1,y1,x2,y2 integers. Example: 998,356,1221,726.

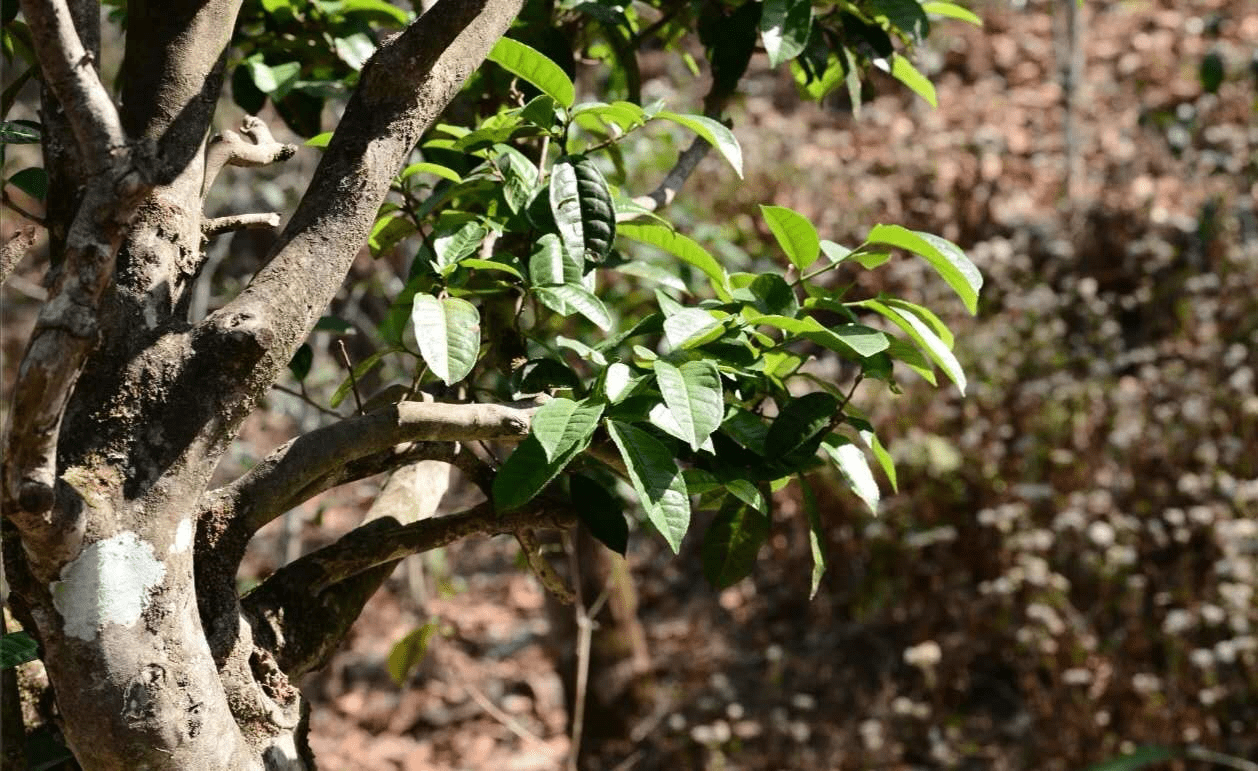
2,0,1256,769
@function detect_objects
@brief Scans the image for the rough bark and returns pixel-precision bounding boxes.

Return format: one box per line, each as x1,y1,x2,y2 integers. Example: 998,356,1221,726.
0,0,546,768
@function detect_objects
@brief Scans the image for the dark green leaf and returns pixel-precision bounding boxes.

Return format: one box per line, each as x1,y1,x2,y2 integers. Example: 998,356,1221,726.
515,357,581,392
760,0,813,68
535,285,613,331
6,165,46,201
369,214,417,257
1200,51,1224,94
1084,746,1175,771
314,316,355,333
287,343,313,381
493,433,586,511
550,155,616,264
765,391,838,460
531,397,604,462
528,234,582,287
0,119,39,144
654,359,724,451
663,308,723,349
702,498,770,588
606,420,691,553
571,474,628,555
0,631,38,668
872,0,930,44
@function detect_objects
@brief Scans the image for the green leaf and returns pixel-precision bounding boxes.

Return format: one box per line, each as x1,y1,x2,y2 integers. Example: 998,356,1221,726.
331,347,400,409
1199,51,1224,94
752,315,890,358
799,476,827,598
760,0,813,68
411,295,481,385
0,631,38,668
304,131,333,148
861,299,966,393
369,214,417,257
334,32,376,71
614,261,688,292
850,420,898,492
654,111,743,179
1084,746,1175,771
884,337,937,384
890,53,937,107
340,0,412,24
921,1,982,25
550,155,616,264
765,391,837,461
7,166,47,201
571,474,629,555
663,308,723,349
606,420,691,553
531,397,604,463
432,222,486,272
702,498,770,588
654,360,724,451
884,297,954,349
822,435,880,514
460,258,523,280
722,407,770,455
494,433,586,511
760,205,820,270
572,100,646,133
499,146,540,214
399,161,463,184
247,59,301,96
528,233,581,287
617,222,730,300
872,0,930,44
604,362,637,403
314,315,355,333
860,225,982,314
0,119,40,144
486,37,575,108
387,622,439,685
535,285,613,330
287,343,313,381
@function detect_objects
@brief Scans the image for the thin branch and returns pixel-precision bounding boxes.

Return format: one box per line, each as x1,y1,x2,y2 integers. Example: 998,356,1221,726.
215,400,535,535
202,212,282,239
1,190,45,227
269,383,343,419
18,0,126,171
0,227,38,285
201,115,297,200
336,339,365,415
459,677,557,755
630,134,713,212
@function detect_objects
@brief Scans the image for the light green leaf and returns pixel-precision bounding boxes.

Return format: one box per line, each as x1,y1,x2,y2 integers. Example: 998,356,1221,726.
861,299,965,393
368,214,417,257
921,1,982,25
334,32,376,70
751,315,890,358
531,397,604,462
799,476,827,598
535,285,612,330
459,258,523,280
528,233,582,287
340,0,412,24
760,0,813,68
857,427,898,493
760,205,820,270
890,53,938,107
572,100,646,132
884,297,955,349
304,131,333,147
654,111,743,178
860,225,982,314
617,222,730,300
606,420,691,553
702,499,770,588
399,161,463,184
822,435,880,515
654,360,724,451
604,362,635,402
411,295,481,385
884,337,938,385
486,37,575,108
247,59,301,96
387,622,438,685
432,222,486,271
614,261,688,292
663,308,723,349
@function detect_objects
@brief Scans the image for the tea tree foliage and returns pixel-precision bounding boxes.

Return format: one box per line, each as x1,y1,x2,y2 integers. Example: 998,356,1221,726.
0,0,980,766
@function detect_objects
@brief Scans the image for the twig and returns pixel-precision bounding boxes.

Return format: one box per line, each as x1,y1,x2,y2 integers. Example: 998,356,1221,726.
201,115,297,200
1,227,38,285
517,529,574,603
336,339,365,415
202,212,281,239
459,677,557,755
1,190,46,227
270,382,342,419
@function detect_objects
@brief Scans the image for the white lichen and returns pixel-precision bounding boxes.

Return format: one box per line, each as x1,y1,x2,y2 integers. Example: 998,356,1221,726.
51,531,166,641
170,518,193,554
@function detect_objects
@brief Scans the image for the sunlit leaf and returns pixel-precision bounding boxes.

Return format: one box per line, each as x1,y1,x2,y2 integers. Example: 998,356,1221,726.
486,37,575,107
411,295,481,385
607,420,691,553
654,111,743,178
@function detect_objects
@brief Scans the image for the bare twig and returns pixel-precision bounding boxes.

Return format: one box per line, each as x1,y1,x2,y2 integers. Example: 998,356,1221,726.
1,190,45,227
336,339,365,415
201,115,297,200
270,382,343,419
202,212,281,239
459,677,557,754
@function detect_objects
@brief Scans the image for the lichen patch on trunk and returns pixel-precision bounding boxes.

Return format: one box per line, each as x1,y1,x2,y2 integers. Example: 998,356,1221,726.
51,531,167,640
171,517,193,553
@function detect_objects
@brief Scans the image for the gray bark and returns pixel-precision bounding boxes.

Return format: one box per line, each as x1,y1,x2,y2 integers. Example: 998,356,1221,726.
0,0,559,768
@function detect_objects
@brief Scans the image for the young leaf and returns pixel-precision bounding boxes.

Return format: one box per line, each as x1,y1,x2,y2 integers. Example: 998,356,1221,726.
760,0,813,68
531,397,604,463
860,299,966,394
411,295,481,385
486,37,575,108
654,359,724,451
550,156,617,264
760,205,820,270
387,622,439,685
822,435,880,515
617,222,731,300
884,297,954,349
535,285,612,330
571,474,629,555
604,362,636,403
606,420,691,553
702,498,770,588
921,1,982,25
799,476,828,598
399,161,463,184
654,111,744,179
860,225,982,314
890,53,938,107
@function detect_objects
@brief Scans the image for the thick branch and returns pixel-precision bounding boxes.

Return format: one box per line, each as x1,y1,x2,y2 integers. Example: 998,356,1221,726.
242,499,577,674
18,0,126,172
215,400,533,535
201,0,523,414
